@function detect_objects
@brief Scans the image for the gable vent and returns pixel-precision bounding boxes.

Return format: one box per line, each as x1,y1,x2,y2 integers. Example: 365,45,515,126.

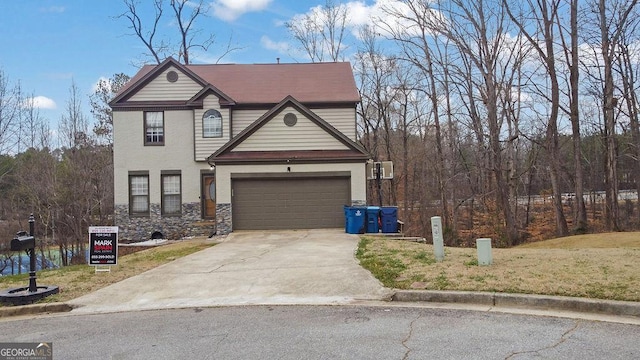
284,113,297,127
166,70,179,83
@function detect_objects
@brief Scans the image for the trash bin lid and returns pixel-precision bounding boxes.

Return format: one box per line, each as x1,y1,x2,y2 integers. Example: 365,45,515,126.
380,206,397,215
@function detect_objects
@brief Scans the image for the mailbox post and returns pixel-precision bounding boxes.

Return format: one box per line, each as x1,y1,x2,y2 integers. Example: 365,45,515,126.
28,214,36,292
1,213,59,305
9,214,38,292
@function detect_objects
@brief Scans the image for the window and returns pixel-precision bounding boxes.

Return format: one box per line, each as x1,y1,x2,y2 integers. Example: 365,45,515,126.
162,172,182,215
145,111,164,145
129,173,149,216
203,109,223,138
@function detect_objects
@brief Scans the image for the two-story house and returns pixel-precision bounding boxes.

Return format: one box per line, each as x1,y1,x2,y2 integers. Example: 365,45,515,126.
110,58,369,241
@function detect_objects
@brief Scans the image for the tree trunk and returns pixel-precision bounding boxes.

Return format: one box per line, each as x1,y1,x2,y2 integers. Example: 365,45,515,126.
569,0,588,232
600,0,620,231
423,46,450,235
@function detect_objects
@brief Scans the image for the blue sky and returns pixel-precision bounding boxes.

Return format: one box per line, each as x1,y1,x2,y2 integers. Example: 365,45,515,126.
0,0,387,125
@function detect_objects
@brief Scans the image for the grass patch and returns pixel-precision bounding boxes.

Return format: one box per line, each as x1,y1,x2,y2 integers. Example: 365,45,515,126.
464,258,479,267
0,238,215,305
434,271,450,289
356,237,406,287
517,232,640,249
357,234,640,301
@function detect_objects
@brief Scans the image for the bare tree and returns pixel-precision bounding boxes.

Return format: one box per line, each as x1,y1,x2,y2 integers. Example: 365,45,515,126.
0,69,21,155
170,0,214,64
354,26,406,207
379,0,453,237
428,0,521,244
59,80,90,149
118,0,167,64
559,0,588,232
286,0,348,62
589,0,638,230
504,0,569,237
617,20,640,223
118,0,237,65
90,73,130,143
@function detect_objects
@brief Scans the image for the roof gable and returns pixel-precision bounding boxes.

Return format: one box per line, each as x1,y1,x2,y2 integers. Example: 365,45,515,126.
187,85,235,107
233,106,349,152
209,96,368,163
110,57,210,106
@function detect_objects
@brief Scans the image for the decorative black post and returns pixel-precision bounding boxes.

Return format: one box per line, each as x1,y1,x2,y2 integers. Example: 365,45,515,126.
0,213,59,305
28,213,37,292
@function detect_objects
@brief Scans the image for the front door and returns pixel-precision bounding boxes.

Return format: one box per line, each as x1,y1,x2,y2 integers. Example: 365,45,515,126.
202,174,216,219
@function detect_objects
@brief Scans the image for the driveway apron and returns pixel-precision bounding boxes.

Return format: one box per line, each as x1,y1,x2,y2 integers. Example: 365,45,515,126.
69,229,392,314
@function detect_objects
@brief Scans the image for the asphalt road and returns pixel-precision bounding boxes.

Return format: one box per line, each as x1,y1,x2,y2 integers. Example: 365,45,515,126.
1,305,638,359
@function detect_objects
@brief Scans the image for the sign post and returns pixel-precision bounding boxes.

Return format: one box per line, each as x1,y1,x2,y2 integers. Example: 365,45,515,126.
88,226,118,273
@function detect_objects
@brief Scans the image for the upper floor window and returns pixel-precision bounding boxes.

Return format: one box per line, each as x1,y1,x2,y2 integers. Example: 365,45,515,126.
203,109,222,138
145,111,164,145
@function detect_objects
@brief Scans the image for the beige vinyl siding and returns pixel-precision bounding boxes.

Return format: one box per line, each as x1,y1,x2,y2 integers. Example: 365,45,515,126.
231,107,356,140
113,110,208,206
194,95,231,161
215,163,367,205
232,109,268,136
129,67,202,101
310,107,357,141
233,107,349,152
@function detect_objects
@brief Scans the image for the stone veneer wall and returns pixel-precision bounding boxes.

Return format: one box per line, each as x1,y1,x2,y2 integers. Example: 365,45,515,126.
114,202,215,241
215,203,232,235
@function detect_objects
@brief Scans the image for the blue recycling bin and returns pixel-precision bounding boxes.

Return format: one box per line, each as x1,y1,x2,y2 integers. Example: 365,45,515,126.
366,206,380,233
380,206,398,233
346,207,366,234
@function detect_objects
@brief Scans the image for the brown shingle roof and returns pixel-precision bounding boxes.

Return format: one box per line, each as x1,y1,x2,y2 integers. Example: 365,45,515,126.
115,59,361,105
186,62,360,104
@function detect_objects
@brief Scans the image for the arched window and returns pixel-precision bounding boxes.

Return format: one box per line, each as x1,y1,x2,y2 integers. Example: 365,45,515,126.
203,109,223,138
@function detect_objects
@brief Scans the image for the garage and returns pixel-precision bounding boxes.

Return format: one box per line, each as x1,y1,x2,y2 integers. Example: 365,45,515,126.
232,176,351,230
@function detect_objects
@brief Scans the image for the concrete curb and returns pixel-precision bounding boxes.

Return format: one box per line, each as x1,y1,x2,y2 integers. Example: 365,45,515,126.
0,302,73,318
2,292,639,319
392,290,640,317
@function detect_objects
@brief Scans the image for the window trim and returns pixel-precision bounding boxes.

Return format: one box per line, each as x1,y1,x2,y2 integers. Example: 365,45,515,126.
144,111,165,146
129,171,150,217
161,170,182,216
202,109,223,138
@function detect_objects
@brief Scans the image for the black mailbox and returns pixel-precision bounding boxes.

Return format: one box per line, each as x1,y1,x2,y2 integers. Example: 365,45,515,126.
11,235,35,251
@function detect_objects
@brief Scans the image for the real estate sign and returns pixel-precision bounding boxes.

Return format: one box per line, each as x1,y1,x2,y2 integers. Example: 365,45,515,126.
88,226,118,266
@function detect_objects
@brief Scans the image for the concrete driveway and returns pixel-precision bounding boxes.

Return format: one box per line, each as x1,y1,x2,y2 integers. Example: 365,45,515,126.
69,229,392,314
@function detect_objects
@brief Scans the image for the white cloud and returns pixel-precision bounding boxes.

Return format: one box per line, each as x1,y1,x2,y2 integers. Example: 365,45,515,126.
212,0,272,22
260,36,290,54
25,96,57,110
284,0,432,40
